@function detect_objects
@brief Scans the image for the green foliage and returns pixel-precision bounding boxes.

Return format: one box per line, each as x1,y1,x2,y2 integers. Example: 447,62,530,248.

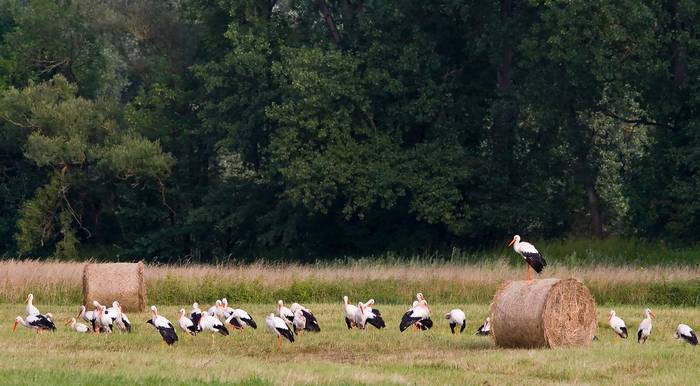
1,0,700,260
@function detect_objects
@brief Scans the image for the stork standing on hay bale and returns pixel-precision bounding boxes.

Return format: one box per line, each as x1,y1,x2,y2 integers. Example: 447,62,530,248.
508,235,547,280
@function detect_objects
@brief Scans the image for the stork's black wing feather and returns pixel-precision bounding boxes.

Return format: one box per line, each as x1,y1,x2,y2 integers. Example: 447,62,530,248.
277,327,295,343
157,327,178,345
366,315,386,329
241,317,257,329
301,310,321,332
522,252,547,273
399,311,421,332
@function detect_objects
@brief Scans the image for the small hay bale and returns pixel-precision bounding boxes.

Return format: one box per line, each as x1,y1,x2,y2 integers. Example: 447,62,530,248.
489,278,597,349
83,262,146,312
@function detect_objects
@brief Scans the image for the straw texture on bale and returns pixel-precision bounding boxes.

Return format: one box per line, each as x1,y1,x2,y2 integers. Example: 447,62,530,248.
83,262,146,312
489,278,597,348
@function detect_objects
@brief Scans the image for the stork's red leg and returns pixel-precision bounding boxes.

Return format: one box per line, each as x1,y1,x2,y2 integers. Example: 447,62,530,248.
277,335,281,352
527,265,532,281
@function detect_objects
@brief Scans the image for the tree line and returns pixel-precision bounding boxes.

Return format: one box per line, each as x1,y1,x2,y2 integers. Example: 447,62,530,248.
0,0,698,261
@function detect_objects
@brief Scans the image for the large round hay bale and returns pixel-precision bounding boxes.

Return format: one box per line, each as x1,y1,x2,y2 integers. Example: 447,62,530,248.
489,278,597,348
83,262,146,312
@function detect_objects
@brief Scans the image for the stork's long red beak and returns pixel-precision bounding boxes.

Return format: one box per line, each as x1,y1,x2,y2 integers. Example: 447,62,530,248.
24,297,29,304
651,311,656,319
508,238,515,246
12,321,18,332
608,315,612,321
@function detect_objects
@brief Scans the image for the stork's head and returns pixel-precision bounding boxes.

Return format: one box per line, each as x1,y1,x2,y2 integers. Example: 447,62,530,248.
343,295,349,304
215,299,223,308
222,298,228,308
192,302,199,310
508,235,521,246
13,316,22,332
366,299,375,307
416,293,424,301
112,301,120,309
178,308,186,319
65,317,76,326
608,310,616,321
150,305,158,315
77,305,85,318
45,313,53,321
277,300,284,310
644,308,656,319
92,300,101,308
25,293,33,304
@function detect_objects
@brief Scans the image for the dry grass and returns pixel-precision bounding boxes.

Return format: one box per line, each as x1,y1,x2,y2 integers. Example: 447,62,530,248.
1,259,698,306
2,259,698,286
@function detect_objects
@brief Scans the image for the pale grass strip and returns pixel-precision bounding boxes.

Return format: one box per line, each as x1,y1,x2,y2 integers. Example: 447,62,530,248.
1,259,697,287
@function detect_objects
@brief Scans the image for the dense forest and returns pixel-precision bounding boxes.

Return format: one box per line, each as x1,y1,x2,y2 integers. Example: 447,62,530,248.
0,0,698,261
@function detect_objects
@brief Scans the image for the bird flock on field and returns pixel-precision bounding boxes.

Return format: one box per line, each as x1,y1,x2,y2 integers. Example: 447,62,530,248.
11,235,699,349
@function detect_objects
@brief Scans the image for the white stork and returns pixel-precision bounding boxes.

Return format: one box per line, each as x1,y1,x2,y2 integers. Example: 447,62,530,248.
199,311,229,346
225,308,258,330
66,317,89,333
445,309,466,335
292,309,306,334
508,235,547,280
177,308,198,336
475,316,491,336
674,324,698,346
25,293,40,316
290,303,320,332
96,305,113,334
637,308,655,344
146,305,178,345
277,300,294,323
77,305,97,332
266,313,294,352
342,296,358,329
221,298,257,330
13,314,56,333
608,310,628,339
208,300,225,319
108,301,131,332
190,302,203,332
354,300,386,330
400,299,432,332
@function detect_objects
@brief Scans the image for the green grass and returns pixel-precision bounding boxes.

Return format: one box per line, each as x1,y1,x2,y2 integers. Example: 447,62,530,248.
1,303,698,385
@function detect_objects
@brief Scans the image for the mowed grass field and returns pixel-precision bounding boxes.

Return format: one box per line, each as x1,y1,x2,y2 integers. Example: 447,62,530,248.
1,303,698,385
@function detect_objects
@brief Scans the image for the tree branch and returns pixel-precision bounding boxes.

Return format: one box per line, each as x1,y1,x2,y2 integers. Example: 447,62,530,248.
596,107,677,130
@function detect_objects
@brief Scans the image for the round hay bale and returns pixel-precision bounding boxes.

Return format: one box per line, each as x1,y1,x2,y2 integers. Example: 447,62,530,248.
489,278,597,348
83,262,146,312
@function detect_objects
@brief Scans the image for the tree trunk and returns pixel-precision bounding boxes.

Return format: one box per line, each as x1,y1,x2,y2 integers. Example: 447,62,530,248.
492,0,516,177
670,1,688,88
316,0,343,49
572,120,604,238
